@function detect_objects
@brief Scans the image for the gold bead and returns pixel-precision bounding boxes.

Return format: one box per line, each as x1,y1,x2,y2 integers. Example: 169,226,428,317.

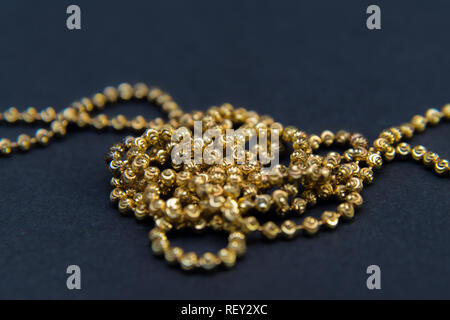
165,197,182,220
302,216,319,235
199,252,220,270
118,83,134,100
281,220,298,238
51,120,67,136
160,168,176,187
367,152,383,169
110,188,125,202
435,159,449,175
184,204,201,221
134,83,149,99
180,252,198,270
155,217,172,231
425,108,442,125
36,129,51,145
422,151,439,167
148,228,166,241
131,116,147,131
165,246,184,264
242,216,260,233
399,123,414,139
118,198,134,214
346,192,363,207
411,115,427,132
228,238,246,256
320,130,334,146
396,142,411,158
308,135,321,150
261,221,280,239
218,248,236,268
337,202,355,219
147,88,163,102
272,190,290,214
383,146,396,161
151,238,169,255
411,145,427,161
255,194,272,213
335,130,350,144
103,86,119,103
321,211,339,228
92,93,107,108
17,134,31,151
359,167,374,184
22,107,38,123
0,138,12,155
40,107,57,122
4,107,19,122
111,115,128,130
292,197,307,214
221,197,240,222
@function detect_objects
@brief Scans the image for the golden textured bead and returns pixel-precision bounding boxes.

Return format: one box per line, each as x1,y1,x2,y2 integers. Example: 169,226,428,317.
0,138,12,155
346,192,363,208
321,211,339,228
399,123,414,139
23,107,38,123
411,145,427,161
40,107,57,122
396,142,411,158
255,194,272,213
151,238,169,255
422,151,439,167
411,115,427,132
337,202,355,219
148,228,166,241
118,83,134,100
272,189,290,214
321,130,335,146
367,153,383,169
93,93,107,108
228,238,246,256
164,246,184,264
4,107,20,123
434,159,449,175
36,129,51,145
280,220,298,238
261,221,280,239
302,216,319,235
242,216,260,233
17,134,31,151
425,108,442,125
134,83,149,99
199,252,220,270
180,252,198,270
292,197,307,214
218,248,236,268
383,146,396,161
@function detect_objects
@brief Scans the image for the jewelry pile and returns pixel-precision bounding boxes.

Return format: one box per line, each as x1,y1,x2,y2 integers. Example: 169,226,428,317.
1,83,448,271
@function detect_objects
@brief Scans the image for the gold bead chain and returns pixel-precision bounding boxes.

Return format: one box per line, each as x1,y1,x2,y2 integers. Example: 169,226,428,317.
0,83,448,271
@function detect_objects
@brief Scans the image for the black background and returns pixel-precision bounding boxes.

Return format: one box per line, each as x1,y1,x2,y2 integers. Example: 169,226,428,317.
0,0,449,299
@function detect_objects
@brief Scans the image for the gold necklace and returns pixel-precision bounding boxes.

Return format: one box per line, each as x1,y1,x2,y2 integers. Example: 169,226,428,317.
0,83,448,271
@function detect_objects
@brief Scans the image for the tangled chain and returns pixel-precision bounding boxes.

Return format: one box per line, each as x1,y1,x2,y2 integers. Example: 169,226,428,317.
1,83,448,271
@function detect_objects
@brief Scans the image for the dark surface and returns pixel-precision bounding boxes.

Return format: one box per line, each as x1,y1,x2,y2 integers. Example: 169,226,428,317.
0,0,449,299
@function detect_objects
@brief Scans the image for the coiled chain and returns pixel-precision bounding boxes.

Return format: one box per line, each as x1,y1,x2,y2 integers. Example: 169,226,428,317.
1,83,448,271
